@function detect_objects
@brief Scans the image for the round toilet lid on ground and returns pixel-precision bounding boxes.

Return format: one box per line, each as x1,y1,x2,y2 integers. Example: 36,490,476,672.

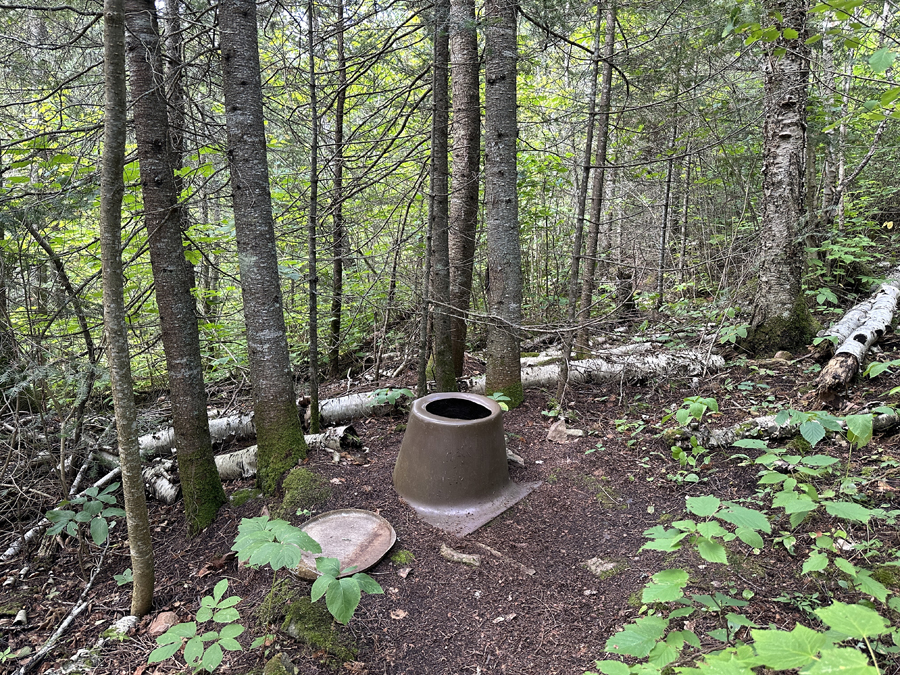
295,508,396,580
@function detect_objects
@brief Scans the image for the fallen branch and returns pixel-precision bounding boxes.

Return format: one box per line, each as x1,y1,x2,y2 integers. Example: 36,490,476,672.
815,270,900,402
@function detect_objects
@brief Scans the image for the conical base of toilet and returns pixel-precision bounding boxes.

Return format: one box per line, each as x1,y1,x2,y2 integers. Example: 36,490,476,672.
393,392,540,536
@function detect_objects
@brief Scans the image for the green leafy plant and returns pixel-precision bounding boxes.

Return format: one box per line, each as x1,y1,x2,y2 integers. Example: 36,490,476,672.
663,396,718,427
373,387,413,406
148,579,245,673
114,568,133,586
45,482,125,546
487,391,511,411
310,557,384,624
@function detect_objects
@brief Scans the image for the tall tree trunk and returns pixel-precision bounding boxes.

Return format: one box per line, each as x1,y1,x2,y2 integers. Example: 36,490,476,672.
307,0,321,433
448,0,480,378
656,120,678,310
100,0,154,617
125,0,226,534
220,0,307,494
575,3,615,357
328,0,347,379
430,0,456,392
745,0,816,354
484,0,523,407
557,0,602,402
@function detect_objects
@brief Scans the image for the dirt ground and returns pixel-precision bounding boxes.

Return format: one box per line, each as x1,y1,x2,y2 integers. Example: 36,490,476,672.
2,343,900,674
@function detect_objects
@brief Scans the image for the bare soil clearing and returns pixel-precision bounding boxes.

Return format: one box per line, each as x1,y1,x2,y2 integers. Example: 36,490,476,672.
3,347,900,674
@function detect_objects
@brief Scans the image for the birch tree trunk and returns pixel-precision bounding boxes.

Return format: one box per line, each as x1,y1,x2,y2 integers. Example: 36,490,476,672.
125,0,226,535
448,0,480,377
100,0,154,616
484,0,524,406
220,0,308,494
744,0,816,353
430,0,456,392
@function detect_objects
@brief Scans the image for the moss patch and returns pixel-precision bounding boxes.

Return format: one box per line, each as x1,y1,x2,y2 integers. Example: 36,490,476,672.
279,467,331,517
256,578,300,627
785,436,812,455
741,294,819,357
230,487,262,507
390,549,415,565
872,565,900,590
281,597,357,663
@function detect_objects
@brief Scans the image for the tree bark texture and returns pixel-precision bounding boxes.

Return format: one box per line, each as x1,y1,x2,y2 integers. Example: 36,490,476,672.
220,0,307,494
328,0,347,378
430,0,456,392
307,0,321,432
100,0,154,617
448,0,480,377
483,0,524,406
574,3,615,357
125,0,226,535
558,1,603,401
746,0,816,353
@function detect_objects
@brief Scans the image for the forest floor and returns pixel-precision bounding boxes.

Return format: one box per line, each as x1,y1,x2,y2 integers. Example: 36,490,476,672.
3,339,900,675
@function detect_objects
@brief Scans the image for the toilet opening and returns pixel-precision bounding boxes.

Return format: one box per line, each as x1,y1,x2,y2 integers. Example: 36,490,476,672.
425,398,492,420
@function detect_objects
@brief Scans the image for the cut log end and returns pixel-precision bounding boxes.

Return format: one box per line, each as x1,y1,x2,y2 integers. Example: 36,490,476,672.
816,352,859,405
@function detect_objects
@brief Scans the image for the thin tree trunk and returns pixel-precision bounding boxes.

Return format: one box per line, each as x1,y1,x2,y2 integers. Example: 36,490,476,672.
100,0,154,617
307,0,321,433
484,0,523,406
328,0,347,379
125,0,226,534
448,0,480,377
430,0,456,392
574,3,615,357
220,0,307,494
557,0,602,402
656,120,678,310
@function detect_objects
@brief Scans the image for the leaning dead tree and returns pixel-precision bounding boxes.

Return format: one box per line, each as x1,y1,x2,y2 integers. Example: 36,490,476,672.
815,265,900,403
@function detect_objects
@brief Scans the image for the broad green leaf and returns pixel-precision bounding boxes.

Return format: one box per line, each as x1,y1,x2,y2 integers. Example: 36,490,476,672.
697,521,728,539
251,541,303,570
844,415,872,447
726,612,757,628
202,641,224,672
311,575,330,602
594,660,629,675
212,607,240,624
219,637,243,652
326,577,362,624
856,573,889,603
643,569,689,603
101,507,125,518
697,537,728,564
353,572,384,595
605,616,668,658
217,596,241,608
686,496,721,517
815,602,889,638
802,552,829,574
802,455,839,467
147,641,182,663
219,623,244,639
833,557,857,577
800,421,826,447
751,624,826,669
732,439,768,449
158,622,196,641
807,647,877,674
824,501,872,523
184,636,204,665
316,556,342,578
196,606,213,623
212,579,228,602
869,47,896,74
648,639,679,666
89,517,109,546
782,28,799,39
735,527,764,549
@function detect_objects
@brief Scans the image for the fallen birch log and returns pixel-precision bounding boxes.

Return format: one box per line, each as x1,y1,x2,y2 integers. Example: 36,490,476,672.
664,411,900,449
214,425,360,480
816,274,900,402
316,345,724,424
138,414,256,458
